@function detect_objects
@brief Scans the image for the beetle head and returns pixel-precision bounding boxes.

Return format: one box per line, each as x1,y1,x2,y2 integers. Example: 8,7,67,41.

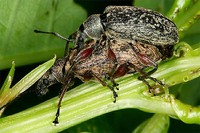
75,14,104,48
36,58,66,95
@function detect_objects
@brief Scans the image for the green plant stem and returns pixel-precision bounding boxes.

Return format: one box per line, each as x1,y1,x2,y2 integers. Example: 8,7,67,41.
167,0,200,38
167,0,191,20
0,46,200,132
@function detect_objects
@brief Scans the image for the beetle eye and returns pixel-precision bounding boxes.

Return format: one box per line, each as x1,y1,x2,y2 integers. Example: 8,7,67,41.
43,79,49,86
79,24,84,32
100,13,106,22
100,13,107,28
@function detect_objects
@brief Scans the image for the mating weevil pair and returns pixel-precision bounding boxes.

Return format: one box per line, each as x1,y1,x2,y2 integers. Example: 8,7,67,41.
35,6,179,125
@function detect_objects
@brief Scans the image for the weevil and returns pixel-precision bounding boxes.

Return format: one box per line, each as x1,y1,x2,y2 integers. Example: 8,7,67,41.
35,6,178,57
35,5,179,125
68,6,179,52
37,36,174,125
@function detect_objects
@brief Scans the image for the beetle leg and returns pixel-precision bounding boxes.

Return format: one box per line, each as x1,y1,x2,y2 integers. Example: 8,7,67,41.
64,32,77,57
139,77,153,93
128,43,164,87
62,32,79,79
107,43,119,90
113,63,130,78
110,77,119,88
137,63,164,86
53,77,73,125
127,62,163,94
105,75,119,90
139,68,165,94
147,76,164,86
131,64,154,93
91,71,118,103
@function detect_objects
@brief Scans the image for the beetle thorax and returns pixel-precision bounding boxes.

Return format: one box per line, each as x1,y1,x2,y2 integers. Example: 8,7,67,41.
83,14,104,39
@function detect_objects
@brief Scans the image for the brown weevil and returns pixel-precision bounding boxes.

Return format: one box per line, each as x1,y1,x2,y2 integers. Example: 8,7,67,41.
35,5,179,125
35,6,179,57
37,37,174,125
69,6,179,51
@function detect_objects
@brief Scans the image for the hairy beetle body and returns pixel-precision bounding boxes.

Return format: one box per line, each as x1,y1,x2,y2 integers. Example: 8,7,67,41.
102,6,179,45
74,39,163,81
73,6,179,50
35,6,179,125
37,37,173,124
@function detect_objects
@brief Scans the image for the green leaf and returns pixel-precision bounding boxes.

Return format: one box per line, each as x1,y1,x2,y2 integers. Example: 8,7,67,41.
0,61,15,116
0,56,55,111
132,114,170,133
0,0,87,69
0,61,15,96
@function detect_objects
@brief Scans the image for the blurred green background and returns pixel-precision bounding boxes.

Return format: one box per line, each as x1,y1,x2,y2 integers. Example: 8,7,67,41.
0,0,199,132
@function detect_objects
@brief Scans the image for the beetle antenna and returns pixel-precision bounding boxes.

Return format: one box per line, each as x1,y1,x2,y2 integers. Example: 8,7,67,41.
34,29,73,42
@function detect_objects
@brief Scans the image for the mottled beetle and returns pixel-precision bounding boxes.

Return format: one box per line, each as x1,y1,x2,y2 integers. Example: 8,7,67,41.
35,6,179,124
35,6,179,56
67,6,179,52
37,37,174,124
